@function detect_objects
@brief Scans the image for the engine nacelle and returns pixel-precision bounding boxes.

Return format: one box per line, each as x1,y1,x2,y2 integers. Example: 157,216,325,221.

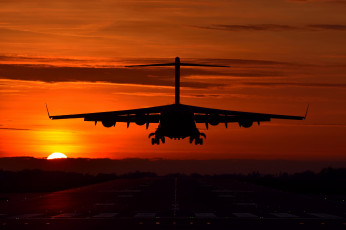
135,114,146,126
102,120,116,128
238,119,253,128
209,115,220,126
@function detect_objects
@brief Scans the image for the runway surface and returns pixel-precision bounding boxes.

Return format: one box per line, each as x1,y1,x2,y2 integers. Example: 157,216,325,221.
0,175,345,229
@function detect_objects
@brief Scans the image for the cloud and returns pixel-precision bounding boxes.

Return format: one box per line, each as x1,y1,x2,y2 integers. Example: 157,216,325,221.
307,24,346,30
193,24,299,32
0,56,295,87
287,0,346,4
0,55,288,67
0,127,32,131
0,64,227,89
242,82,346,88
193,24,346,32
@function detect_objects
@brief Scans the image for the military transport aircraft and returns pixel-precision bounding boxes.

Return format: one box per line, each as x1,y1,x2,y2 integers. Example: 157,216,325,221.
47,57,308,145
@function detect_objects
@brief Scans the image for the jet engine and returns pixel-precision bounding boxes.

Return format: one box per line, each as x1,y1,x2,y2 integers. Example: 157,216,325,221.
135,114,146,126
238,119,253,128
208,115,220,126
102,120,116,128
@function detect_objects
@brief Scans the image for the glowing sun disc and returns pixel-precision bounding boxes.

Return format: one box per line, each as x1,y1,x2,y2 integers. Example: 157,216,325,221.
47,152,67,160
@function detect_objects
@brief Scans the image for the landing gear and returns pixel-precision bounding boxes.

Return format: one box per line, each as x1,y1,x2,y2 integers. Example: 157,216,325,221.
194,138,203,145
151,138,160,145
191,132,206,145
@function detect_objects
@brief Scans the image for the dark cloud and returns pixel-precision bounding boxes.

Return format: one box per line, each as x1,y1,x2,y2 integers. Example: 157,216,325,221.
242,82,346,88
0,56,293,88
0,64,228,89
190,94,221,98
0,55,288,66
193,24,346,32
287,0,346,4
193,24,299,31
0,55,85,63
307,24,346,30
0,127,32,131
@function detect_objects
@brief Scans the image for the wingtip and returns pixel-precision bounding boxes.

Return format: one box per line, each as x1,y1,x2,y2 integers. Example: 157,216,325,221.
304,104,309,120
45,103,52,119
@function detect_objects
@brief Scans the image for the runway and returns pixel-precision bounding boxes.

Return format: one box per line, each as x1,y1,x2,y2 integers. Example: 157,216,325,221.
0,176,345,229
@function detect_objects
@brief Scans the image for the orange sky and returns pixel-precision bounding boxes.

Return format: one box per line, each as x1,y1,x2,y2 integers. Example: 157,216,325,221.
0,0,345,160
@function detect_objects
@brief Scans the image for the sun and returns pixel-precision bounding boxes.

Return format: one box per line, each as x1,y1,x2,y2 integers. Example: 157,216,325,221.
47,152,68,160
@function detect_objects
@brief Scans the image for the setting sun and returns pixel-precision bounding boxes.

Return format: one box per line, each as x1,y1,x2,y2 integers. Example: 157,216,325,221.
47,152,67,160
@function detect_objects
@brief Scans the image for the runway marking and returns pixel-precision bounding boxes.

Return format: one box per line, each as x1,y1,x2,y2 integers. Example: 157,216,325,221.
173,177,178,217
213,189,254,195
270,213,299,218
11,213,43,219
194,213,217,218
232,212,258,218
134,213,156,218
117,190,141,193
308,213,342,219
99,189,141,193
52,213,77,218
95,203,115,206
118,194,134,198
218,194,235,198
92,213,119,218
234,202,258,208
212,189,233,193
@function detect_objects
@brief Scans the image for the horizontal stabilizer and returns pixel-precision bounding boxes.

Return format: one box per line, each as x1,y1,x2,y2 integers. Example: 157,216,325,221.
181,63,229,68
125,63,175,67
125,62,229,68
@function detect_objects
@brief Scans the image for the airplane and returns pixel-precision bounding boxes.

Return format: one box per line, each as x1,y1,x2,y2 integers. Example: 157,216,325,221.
47,57,308,145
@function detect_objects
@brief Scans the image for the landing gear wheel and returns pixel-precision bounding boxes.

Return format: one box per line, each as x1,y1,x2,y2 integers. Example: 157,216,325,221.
151,138,155,145
195,138,199,145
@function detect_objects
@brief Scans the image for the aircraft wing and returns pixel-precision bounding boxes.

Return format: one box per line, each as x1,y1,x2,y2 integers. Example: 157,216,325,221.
46,105,173,126
181,104,308,126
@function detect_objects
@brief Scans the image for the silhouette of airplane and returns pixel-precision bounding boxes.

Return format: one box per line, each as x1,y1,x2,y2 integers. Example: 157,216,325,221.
47,57,308,145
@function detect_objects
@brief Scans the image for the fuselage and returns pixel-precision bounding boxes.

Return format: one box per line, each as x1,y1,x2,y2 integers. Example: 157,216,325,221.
159,108,197,139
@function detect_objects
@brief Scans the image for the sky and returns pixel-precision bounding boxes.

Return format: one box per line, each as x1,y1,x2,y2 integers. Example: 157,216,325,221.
0,0,345,160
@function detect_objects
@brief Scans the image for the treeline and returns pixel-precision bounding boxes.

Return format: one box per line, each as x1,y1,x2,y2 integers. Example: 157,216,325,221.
0,169,156,193
210,167,346,195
